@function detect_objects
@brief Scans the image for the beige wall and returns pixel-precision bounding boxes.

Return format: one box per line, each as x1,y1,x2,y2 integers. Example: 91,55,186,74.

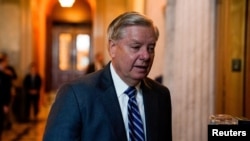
164,0,216,140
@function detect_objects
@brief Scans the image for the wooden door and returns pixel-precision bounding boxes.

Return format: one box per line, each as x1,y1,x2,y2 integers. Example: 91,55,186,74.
50,25,91,91
214,0,246,116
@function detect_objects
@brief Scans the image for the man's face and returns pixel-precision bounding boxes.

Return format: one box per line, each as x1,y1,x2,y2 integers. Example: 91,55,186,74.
109,25,157,86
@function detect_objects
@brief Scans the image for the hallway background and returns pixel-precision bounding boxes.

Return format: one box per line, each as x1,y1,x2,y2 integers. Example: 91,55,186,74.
0,0,249,141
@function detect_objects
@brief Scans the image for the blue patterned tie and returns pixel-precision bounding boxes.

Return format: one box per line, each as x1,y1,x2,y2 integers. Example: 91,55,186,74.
124,87,145,141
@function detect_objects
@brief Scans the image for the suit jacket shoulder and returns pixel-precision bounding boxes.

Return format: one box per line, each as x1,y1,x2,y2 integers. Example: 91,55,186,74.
44,63,127,141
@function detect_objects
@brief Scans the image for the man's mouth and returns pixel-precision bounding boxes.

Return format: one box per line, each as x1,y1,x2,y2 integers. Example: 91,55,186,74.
134,65,148,71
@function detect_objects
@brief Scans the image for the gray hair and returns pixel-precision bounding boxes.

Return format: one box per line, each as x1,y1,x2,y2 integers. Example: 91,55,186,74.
107,11,159,41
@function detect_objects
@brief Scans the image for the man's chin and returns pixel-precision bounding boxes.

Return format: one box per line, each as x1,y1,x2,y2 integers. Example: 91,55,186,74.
133,73,148,80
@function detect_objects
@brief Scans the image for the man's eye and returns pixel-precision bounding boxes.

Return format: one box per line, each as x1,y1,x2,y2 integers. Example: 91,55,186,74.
148,46,155,53
131,46,140,50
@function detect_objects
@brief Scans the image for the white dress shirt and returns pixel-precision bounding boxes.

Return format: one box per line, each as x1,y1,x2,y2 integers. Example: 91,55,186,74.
110,63,146,141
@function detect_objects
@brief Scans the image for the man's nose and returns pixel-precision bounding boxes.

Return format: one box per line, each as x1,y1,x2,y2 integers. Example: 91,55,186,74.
139,48,151,60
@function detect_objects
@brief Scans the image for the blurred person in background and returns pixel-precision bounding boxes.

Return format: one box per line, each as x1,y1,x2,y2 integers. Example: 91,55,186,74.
23,62,42,122
0,53,14,130
0,52,17,82
0,56,12,140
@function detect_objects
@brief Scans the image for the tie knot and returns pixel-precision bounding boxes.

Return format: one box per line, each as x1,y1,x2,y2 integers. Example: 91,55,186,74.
124,86,137,99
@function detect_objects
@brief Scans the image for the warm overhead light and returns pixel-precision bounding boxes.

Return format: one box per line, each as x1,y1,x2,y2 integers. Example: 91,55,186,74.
59,0,75,7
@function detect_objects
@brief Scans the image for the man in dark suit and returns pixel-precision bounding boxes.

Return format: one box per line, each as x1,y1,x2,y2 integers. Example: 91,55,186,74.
0,52,17,130
23,62,42,121
0,57,12,140
43,11,172,141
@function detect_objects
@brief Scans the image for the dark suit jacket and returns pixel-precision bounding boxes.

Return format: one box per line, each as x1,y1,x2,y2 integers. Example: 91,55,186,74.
43,63,172,141
0,70,12,131
0,70,12,108
23,73,42,94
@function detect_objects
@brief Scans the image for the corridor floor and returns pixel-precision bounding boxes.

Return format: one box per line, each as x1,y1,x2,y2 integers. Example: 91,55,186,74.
2,94,54,141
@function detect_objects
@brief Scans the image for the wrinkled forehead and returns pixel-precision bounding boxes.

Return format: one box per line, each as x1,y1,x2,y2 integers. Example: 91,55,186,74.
119,25,158,40
111,24,158,41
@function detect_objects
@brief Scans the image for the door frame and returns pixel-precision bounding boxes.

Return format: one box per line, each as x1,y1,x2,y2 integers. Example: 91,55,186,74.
244,0,250,118
45,23,92,92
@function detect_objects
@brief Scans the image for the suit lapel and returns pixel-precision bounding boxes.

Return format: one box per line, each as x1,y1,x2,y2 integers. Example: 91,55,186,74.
98,64,127,141
97,64,159,141
141,80,159,141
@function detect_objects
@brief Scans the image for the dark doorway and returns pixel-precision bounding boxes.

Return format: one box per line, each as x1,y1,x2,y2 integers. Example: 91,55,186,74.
45,0,92,92
48,24,92,91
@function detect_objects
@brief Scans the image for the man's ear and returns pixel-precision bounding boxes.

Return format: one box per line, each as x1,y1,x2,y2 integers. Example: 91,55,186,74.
108,40,116,58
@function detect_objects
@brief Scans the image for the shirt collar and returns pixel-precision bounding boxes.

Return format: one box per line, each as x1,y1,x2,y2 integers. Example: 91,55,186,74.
110,62,141,97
